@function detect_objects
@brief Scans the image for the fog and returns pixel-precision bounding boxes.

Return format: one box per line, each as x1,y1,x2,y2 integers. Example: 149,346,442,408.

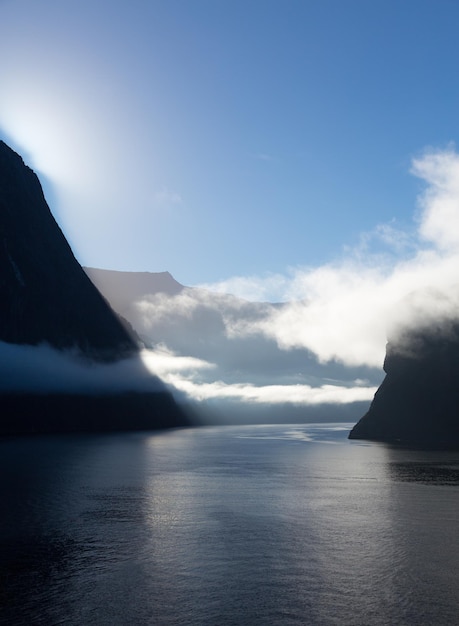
141,345,376,405
0,341,165,395
0,339,374,427
112,288,380,408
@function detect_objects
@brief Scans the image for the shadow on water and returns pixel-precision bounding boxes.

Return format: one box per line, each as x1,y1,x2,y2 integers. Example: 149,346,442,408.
0,428,347,624
2,426,459,625
387,450,459,486
376,445,459,625
0,433,157,624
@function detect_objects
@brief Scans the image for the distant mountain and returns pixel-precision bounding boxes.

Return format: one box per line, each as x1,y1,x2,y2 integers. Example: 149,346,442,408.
86,266,379,388
84,267,279,363
84,267,184,324
86,266,381,426
0,141,188,434
349,324,459,446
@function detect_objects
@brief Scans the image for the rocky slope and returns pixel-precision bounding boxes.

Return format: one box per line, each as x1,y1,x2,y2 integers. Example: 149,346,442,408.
349,325,459,446
0,141,137,359
0,141,188,434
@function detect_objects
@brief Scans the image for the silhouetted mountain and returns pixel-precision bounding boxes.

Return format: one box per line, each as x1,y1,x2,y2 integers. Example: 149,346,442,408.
0,392,187,436
349,325,459,446
0,141,188,434
0,141,137,359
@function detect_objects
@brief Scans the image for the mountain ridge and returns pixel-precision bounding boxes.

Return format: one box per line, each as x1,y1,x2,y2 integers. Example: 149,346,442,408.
0,140,137,360
0,140,189,434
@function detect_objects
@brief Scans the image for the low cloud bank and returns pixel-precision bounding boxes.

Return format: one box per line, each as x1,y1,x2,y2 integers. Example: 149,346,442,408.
0,334,374,413
0,342,165,394
131,297,380,409
198,147,459,368
153,377,376,405
140,346,376,405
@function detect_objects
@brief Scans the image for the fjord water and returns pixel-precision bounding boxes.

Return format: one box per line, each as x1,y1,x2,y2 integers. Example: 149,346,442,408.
2,424,459,625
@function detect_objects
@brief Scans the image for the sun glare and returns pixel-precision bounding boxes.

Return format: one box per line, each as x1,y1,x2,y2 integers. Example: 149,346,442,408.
1,78,103,186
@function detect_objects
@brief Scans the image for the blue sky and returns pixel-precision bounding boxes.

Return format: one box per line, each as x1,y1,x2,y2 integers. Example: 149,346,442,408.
1,0,459,291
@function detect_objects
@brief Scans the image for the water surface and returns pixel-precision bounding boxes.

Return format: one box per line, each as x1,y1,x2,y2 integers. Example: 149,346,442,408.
1,423,459,625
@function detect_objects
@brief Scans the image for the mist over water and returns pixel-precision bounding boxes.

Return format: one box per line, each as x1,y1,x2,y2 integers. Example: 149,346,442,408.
2,424,459,625
0,341,165,394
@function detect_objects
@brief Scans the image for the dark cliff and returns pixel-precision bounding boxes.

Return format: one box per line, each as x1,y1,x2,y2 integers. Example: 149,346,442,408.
349,325,459,446
0,141,136,359
0,140,189,434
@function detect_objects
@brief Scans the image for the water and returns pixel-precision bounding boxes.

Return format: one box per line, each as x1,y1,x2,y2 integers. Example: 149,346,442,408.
1,423,459,625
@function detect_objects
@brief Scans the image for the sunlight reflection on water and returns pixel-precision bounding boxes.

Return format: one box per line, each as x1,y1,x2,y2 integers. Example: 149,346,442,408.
1,424,459,625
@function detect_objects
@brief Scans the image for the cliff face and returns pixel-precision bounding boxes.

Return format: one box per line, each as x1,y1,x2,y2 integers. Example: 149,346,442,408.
0,141,189,434
349,326,459,446
0,141,136,359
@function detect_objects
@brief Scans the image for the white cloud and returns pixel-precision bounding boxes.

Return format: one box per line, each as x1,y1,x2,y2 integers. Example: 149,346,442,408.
140,344,215,376
412,147,459,250
133,286,273,334
347,222,417,259
137,344,375,406
135,289,202,325
252,152,278,163
154,375,377,405
154,187,182,206
196,147,459,368
196,274,290,303
0,342,165,394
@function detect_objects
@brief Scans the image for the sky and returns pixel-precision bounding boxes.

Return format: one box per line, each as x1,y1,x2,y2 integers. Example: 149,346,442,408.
2,0,459,293
4,0,459,418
